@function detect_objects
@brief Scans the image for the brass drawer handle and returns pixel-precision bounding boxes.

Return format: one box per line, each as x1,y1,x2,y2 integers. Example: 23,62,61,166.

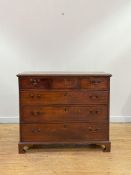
30,78,40,82
29,94,34,98
95,111,98,114
88,127,99,132
29,94,41,98
31,129,41,133
63,124,67,128
89,110,99,114
37,129,41,132
90,80,101,84
30,79,40,86
37,94,41,98
93,128,99,132
88,127,92,131
89,95,98,99
64,108,68,112
64,92,68,96
31,111,41,116
32,82,37,86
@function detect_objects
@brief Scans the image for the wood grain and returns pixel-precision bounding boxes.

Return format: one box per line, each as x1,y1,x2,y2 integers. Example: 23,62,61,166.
0,124,131,175
21,105,107,123
20,123,108,142
20,90,108,105
18,73,111,153
19,76,109,90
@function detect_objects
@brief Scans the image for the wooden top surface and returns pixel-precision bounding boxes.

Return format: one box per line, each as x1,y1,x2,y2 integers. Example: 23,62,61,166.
17,71,112,77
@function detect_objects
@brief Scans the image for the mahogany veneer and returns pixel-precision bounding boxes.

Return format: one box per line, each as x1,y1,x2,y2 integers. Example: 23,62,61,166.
17,72,112,153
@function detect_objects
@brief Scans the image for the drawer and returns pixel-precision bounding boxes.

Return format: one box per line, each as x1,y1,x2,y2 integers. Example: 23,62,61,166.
21,105,108,123
19,77,79,89
21,123,108,142
80,77,109,90
20,90,108,105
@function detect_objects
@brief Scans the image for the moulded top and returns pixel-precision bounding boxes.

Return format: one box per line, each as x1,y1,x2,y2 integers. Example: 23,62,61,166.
17,71,112,77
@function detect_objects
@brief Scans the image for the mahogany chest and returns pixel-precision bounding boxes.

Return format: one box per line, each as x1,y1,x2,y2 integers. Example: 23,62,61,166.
17,72,112,153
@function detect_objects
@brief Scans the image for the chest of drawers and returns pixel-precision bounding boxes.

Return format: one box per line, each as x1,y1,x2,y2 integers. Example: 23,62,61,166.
17,72,112,153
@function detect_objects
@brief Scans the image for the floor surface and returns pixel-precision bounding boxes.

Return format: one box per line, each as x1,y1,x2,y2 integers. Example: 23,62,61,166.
0,124,131,175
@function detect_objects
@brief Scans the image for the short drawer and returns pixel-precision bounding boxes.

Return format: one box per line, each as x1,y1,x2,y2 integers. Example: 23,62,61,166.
21,123,108,142
80,77,109,90
19,77,79,89
20,90,108,105
21,105,108,123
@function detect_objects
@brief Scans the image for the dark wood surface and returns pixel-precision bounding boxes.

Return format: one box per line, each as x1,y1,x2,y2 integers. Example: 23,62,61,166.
21,123,108,142
21,105,107,123
19,76,109,89
17,72,111,153
20,90,108,105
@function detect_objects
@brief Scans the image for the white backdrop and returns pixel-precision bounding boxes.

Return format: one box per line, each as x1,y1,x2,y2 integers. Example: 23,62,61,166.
0,0,131,122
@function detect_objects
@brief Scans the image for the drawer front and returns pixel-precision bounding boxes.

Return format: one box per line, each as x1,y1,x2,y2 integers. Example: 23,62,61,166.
80,77,109,90
20,90,108,105
21,123,108,142
21,105,108,123
19,77,79,89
